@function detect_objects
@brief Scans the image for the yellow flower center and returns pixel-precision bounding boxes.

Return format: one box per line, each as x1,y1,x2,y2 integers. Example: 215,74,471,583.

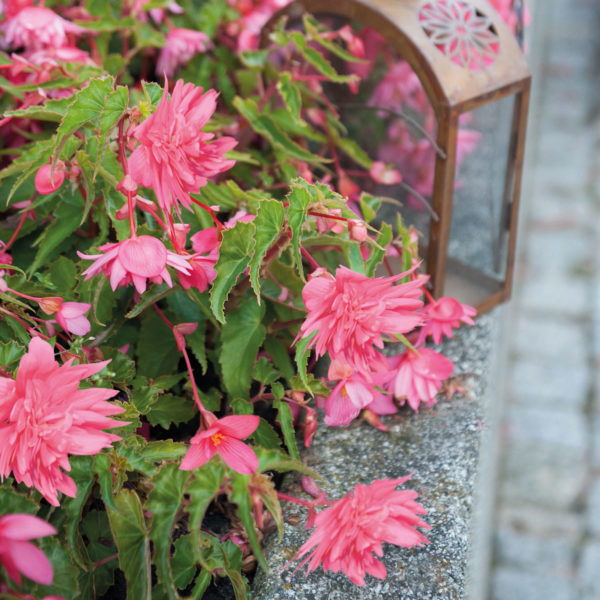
211,432,225,446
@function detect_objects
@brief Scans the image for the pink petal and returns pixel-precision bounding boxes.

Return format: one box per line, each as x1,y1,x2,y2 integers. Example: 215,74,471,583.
217,438,258,474
217,415,260,439
118,236,167,278
6,540,53,585
0,514,56,540
180,439,215,470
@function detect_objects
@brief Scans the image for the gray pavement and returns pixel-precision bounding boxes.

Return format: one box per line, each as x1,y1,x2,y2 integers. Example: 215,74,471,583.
490,0,600,598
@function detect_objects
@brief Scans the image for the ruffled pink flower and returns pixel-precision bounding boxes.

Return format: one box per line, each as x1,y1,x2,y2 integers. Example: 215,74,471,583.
0,513,56,586
78,235,191,295
324,361,374,426
180,415,260,475
55,301,92,336
2,6,85,51
290,475,430,585
128,80,237,214
0,337,126,505
387,348,454,411
157,28,210,77
416,296,476,345
299,266,425,377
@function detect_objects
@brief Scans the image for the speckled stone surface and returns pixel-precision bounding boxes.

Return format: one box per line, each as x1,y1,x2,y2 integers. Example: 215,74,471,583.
252,312,499,600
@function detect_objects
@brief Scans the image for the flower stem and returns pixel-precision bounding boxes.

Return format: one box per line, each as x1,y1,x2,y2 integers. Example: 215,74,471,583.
300,246,321,271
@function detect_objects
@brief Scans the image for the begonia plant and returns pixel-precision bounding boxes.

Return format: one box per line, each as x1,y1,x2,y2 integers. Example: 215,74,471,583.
0,0,525,597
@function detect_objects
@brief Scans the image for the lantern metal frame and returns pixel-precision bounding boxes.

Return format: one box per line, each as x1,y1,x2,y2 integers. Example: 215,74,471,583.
263,0,531,313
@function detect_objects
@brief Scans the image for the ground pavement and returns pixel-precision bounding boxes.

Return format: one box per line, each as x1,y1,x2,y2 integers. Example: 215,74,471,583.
490,0,600,598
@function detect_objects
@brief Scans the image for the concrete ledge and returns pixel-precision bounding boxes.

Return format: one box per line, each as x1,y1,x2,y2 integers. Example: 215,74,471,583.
252,311,501,599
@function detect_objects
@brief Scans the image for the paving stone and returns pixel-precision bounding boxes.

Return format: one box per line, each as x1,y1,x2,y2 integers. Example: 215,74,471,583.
578,540,600,598
585,478,600,538
491,567,576,600
496,503,584,543
500,441,587,510
494,527,575,576
508,358,590,410
504,407,587,450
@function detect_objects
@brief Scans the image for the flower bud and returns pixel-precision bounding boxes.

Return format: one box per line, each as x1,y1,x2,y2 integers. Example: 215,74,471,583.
35,161,66,195
38,296,63,315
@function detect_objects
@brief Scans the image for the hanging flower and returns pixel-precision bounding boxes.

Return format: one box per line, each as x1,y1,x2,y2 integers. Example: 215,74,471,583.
178,227,220,292
298,266,425,377
55,301,92,336
180,415,260,475
324,361,375,426
156,28,211,77
0,513,56,586
78,235,191,294
289,475,430,585
34,161,66,195
387,348,454,411
128,79,237,214
0,337,127,506
416,296,476,345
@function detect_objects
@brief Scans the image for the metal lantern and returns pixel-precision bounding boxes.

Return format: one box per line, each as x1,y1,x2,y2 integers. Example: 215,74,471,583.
265,0,531,313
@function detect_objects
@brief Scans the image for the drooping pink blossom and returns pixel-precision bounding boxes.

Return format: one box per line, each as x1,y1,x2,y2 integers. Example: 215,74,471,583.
178,227,220,292
0,337,126,505
387,348,454,411
55,301,92,336
290,475,430,585
324,361,374,426
299,266,425,377
78,235,191,295
157,28,211,77
416,296,476,345
0,513,56,586
128,80,237,214
2,6,85,51
34,162,66,195
180,415,260,475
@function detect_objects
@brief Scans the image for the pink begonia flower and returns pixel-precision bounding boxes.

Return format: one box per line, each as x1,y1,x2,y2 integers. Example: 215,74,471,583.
324,361,374,426
78,235,192,295
299,266,425,377
55,301,92,336
2,6,85,51
369,161,402,185
387,348,454,411
178,227,219,292
34,162,66,195
227,0,291,51
180,415,260,475
0,513,56,586
157,28,211,77
128,80,237,215
290,475,430,585
0,337,126,506
416,296,476,346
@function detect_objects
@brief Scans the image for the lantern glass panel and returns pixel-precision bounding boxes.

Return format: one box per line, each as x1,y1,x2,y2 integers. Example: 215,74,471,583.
443,93,516,305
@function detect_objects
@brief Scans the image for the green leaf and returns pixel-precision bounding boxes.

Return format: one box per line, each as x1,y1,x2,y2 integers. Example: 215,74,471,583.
106,489,152,600
0,340,25,367
146,463,189,600
32,536,80,599
254,446,317,476
251,418,282,450
171,535,197,589
359,192,382,222
29,195,84,274
365,222,393,277
142,80,164,106
264,338,295,382
303,15,367,63
0,483,38,514
288,31,359,84
48,256,77,291
233,97,326,164
348,243,365,274
252,356,281,385
147,393,196,429
239,49,269,68
4,96,71,121
333,134,373,170
230,474,267,571
125,283,172,318
185,461,225,530
294,331,316,396
287,178,314,278
274,396,299,460
93,453,118,512
248,198,285,299
95,85,129,177
220,297,266,399
134,22,167,48
277,72,302,123
55,77,115,143
142,440,188,463
209,220,255,323
136,310,179,378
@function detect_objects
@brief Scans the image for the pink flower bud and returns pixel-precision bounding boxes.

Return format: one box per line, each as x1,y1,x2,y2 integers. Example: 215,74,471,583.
174,322,198,336
117,174,138,195
38,296,63,315
370,161,402,185
173,223,190,250
35,162,66,195
349,220,368,242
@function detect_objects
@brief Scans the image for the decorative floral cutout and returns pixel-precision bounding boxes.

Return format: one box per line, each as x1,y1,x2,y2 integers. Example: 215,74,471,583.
419,0,500,70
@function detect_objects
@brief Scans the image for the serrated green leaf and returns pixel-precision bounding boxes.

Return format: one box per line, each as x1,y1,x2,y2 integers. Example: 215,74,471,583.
365,222,393,277
106,489,152,600
135,22,167,48
333,134,373,169
171,535,197,589
142,440,188,462
185,461,225,530
230,474,267,571
274,397,299,460
93,453,118,512
220,297,266,399
248,198,285,299
359,192,381,222
209,221,255,323
303,14,368,63
254,447,317,476
0,340,25,367
48,256,77,291
125,283,172,318
4,96,71,121
136,310,179,378
233,97,326,164
348,243,365,274
31,536,80,599
0,483,38,514
287,179,313,278
277,72,302,123
252,356,281,385
239,49,269,68
146,463,189,600
294,330,316,396
251,418,282,450
147,393,196,429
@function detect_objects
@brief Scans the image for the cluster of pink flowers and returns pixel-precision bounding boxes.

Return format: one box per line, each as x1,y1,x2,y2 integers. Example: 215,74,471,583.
0,337,126,506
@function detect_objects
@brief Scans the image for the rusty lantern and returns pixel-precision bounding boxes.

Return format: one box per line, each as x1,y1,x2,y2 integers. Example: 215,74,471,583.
265,0,531,313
